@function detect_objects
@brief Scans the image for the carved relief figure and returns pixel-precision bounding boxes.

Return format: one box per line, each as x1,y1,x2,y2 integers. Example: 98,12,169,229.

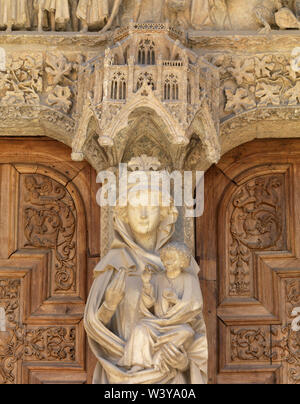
100,0,122,32
69,0,79,31
224,0,300,32
84,157,208,384
76,0,109,32
252,0,282,32
36,0,71,31
275,0,300,29
101,0,165,33
0,0,30,32
191,0,231,30
165,0,190,29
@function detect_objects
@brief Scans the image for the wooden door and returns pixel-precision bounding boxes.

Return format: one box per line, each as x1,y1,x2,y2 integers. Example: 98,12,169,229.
198,139,300,384
0,137,100,384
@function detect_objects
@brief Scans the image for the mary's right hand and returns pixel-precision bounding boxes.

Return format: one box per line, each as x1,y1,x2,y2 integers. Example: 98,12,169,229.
104,268,126,310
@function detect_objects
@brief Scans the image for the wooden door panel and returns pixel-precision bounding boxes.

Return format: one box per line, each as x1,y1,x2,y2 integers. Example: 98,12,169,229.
198,139,300,384
0,138,99,384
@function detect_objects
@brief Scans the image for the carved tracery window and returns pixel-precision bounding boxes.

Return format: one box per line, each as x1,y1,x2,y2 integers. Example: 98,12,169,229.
110,72,126,100
187,79,191,104
164,73,179,101
138,39,156,65
136,72,155,91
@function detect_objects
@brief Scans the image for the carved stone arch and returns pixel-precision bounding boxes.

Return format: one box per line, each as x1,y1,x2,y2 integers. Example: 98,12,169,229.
137,38,156,65
189,100,221,166
99,84,189,147
183,134,206,172
123,45,130,64
71,106,96,162
114,106,187,168
0,105,76,149
39,107,76,147
120,115,174,169
220,107,300,161
79,116,114,172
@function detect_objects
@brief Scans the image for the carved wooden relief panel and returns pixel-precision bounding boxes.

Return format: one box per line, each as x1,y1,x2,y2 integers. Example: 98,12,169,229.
197,139,300,384
0,138,100,384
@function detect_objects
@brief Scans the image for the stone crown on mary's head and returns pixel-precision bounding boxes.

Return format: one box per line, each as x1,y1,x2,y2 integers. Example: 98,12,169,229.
127,155,162,172
119,155,172,196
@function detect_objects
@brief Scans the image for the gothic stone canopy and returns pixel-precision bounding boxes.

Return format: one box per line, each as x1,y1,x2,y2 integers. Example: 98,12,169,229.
71,23,220,168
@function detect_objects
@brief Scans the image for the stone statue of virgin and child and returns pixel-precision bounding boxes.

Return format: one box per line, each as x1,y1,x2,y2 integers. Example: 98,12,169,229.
84,157,208,384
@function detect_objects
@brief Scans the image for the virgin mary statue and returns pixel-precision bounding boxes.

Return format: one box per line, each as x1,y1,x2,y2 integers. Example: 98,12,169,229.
84,156,208,384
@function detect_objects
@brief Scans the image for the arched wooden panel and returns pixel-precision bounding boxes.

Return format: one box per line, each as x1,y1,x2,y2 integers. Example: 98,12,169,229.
197,139,300,384
0,137,100,384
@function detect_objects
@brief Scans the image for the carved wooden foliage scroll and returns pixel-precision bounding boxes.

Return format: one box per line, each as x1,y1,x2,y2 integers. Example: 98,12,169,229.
0,279,23,384
217,160,300,384
23,174,77,293
228,174,286,297
0,161,88,384
0,277,78,384
272,279,300,384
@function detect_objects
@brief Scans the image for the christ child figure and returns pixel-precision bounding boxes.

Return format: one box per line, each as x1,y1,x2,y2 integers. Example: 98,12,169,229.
119,242,202,374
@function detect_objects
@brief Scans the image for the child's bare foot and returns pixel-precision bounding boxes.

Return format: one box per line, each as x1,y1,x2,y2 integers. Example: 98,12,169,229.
128,365,144,373
80,22,88,33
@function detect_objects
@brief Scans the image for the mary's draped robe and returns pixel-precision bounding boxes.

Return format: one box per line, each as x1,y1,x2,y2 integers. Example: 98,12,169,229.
84,210,208,384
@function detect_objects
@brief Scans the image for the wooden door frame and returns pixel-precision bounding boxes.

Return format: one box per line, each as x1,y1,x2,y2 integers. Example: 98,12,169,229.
197,138,300,384
0,137,100,384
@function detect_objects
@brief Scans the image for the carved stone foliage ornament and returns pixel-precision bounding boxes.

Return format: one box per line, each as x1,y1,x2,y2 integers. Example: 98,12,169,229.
207,52,300,123
0,54,42,106
45,53,82,115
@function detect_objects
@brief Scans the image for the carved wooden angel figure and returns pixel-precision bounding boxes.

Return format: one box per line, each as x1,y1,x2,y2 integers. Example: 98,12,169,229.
0,0,30,32
35,0,70,31
76,0,109,32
